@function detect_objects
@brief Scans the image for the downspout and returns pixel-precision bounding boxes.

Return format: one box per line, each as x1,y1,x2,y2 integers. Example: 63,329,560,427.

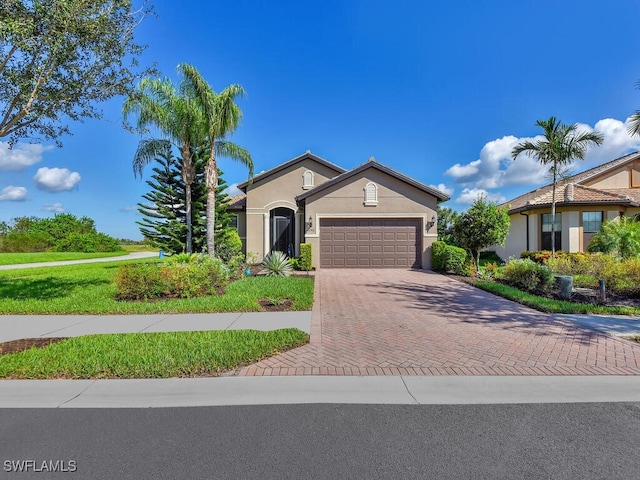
520,212,530,251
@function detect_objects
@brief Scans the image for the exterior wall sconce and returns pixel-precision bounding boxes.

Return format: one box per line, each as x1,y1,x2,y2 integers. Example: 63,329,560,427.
426,215,436,231
307,216,313,229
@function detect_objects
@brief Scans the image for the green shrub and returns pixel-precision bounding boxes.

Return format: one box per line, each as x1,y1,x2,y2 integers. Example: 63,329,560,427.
432,241,468,275
520,250,552,264
163,256,229,298
289,257,300,270
215,229,243,262
546,252,601,276
573,274,598,288
260,251,293,277
587,216,640,259
166,252,199,264
299,243,312,271
53,232,124,253
499,258,554,292
115,255,230,300
479,251,503,265
432,241,447,271
478,262,500,279
600,257,640,296
0,231,53,252
115,263,169,300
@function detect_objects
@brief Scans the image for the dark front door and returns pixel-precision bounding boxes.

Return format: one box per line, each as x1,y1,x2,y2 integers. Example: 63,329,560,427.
270,208,294,256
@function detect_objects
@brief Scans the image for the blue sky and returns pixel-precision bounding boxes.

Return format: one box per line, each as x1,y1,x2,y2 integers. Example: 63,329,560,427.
2,0,640,239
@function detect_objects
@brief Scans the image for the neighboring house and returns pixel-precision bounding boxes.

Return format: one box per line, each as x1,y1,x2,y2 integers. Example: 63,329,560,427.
496,151,640,259
228,151,449,269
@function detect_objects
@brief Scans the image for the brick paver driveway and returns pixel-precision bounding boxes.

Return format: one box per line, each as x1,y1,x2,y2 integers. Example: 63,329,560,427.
239,269,640,376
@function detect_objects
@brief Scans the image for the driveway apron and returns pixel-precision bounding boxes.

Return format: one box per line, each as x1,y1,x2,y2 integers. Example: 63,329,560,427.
239,269,640,376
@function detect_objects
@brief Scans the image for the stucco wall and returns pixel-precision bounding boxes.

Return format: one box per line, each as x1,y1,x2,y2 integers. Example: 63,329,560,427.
244,158,342,261
302,168,439,269
583,160,640,189
500,206,636,257
494,213,529,260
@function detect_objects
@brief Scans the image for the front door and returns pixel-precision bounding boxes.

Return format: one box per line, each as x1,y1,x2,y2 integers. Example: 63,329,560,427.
270,208,294,256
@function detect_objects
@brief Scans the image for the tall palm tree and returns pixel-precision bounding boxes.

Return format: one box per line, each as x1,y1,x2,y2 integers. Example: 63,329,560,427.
123,71,206,253
179,63,253,255
512,117,603,255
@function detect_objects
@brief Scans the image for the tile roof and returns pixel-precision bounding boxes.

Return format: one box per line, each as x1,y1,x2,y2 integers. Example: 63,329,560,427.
504,151,640,213
227,193,246,210
296,158,450,202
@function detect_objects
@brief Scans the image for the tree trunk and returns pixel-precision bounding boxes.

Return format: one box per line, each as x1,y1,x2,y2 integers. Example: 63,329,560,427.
184,181,193,254
550,166,557,257
205,151,217,255
182,144,194,254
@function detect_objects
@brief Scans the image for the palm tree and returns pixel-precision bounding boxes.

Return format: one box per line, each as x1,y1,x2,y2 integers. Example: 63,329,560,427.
628,80,640,136
512,117,603,255
123,70,206,253
179,63,253,255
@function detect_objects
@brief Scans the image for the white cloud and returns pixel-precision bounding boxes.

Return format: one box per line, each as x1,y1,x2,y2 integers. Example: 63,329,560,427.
580,117,640,164
33,167,81,192
454,188,506,205
429,183,454,196
120,206,137,213
0,186,27,201
43,202,64,213
445,117,640,202
0,142,52,171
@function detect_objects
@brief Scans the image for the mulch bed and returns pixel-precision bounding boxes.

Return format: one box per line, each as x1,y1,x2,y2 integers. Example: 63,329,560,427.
0,337,68,356
258,299,294,312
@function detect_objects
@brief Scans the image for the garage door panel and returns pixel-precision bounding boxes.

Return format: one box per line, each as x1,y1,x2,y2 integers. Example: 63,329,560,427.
320,218,421,268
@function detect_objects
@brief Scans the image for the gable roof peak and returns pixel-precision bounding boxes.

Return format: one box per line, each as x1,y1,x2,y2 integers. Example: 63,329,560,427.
368,156,376,163
236,150,346,191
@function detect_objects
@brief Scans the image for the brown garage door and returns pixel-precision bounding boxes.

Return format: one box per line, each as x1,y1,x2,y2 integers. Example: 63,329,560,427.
320,218,421,268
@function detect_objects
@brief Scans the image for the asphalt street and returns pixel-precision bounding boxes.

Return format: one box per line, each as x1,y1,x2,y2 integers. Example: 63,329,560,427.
2,403,639,480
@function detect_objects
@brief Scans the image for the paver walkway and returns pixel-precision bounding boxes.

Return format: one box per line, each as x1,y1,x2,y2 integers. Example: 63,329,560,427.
239,269,640,376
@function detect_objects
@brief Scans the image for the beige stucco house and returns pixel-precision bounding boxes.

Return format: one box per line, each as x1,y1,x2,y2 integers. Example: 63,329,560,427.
496,151,640,259
228,151,449,269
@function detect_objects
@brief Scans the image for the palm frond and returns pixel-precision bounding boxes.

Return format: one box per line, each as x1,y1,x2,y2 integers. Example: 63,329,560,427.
133,139,172,178
627,111,640,137
215,140,254,178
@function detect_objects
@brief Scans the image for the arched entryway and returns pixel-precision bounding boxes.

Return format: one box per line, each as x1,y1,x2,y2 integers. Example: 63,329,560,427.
270,207,295,257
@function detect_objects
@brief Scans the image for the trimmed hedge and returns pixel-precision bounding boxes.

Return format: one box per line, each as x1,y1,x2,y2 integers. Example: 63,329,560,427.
299,243,312,271
432,241,468,275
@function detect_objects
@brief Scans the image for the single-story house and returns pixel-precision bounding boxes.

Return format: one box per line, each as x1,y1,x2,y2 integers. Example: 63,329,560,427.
227,151,450,269
496,151,640,259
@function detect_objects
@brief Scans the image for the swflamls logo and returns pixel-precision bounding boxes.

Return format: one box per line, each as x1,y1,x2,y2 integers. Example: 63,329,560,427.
4,460,77,472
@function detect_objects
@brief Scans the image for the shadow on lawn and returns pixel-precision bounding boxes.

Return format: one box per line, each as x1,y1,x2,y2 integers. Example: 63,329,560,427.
0,276,109,300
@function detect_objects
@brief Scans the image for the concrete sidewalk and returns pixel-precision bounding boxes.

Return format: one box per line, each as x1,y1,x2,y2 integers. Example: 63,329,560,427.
0,311,312,343
0,376,639,408
556,313,640,337
0,251,158,270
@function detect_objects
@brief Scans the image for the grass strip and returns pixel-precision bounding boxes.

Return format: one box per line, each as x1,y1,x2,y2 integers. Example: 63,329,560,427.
0,329,308,379
0,251,126,266
0,261,314,314
474,280,640,315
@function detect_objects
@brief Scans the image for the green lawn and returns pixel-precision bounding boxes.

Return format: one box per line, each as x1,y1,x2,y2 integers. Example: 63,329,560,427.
474,280,640,316
0,259,314,314
0,251,127,266
120,244,157,253
0,329,308,379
